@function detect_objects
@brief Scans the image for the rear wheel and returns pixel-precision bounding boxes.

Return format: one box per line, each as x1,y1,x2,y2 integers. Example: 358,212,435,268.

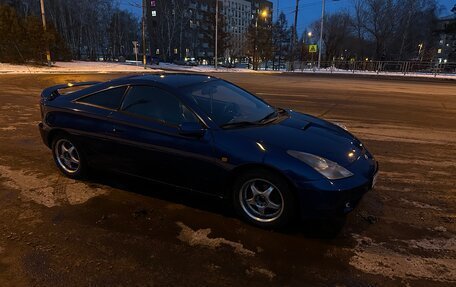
52,135,86,179
232,169,297,229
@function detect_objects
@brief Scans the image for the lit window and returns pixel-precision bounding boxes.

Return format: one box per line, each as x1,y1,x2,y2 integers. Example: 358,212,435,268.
437,48,442,54
151,10,157,17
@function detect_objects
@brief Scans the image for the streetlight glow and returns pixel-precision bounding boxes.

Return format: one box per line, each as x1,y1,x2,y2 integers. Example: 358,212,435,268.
261,9,268,18
308,32,313,37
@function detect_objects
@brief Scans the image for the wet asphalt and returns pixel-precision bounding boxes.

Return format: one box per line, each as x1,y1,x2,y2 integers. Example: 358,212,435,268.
0,72,455,286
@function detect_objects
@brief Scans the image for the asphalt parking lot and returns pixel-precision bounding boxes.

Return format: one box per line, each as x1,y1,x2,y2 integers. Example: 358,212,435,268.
0,73,455,286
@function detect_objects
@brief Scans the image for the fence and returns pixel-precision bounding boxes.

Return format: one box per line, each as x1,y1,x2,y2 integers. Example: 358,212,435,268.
270,60,456,77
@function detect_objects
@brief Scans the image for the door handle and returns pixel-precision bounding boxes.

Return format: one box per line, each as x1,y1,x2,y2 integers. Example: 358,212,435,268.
112,127,124,133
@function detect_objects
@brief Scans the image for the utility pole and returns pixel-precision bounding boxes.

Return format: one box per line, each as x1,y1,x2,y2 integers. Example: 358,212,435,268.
318,0,325,69
289,0,299,71
40,0,51,66
276,0,279,19
142,0,147,69
215,0,219,69
254,14,258,70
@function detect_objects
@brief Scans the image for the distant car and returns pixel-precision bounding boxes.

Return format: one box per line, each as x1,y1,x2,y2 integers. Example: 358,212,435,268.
186,60,198,66
173,60,187,66
173,59,197,66
220,62,235,68
38,74,378,228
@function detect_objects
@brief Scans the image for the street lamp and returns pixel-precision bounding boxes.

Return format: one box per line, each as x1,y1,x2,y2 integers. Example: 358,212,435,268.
318,0,340,69
253,9,268,70
215,0,219,69
261,9,268,18
418,43,424,61
307,32,313,38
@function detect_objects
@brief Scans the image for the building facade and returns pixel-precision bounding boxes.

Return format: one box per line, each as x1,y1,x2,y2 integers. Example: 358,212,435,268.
220,0,252,59
146,0,272,63
435,14,456,64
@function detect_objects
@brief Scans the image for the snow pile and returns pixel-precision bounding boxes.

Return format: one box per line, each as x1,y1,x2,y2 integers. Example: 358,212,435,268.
157,62,267,73
288,67,456,80
0,61,164,74
1,61,454,79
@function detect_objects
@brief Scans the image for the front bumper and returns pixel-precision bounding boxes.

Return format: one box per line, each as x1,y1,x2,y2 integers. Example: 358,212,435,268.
296,162,378,218
38,122,51,148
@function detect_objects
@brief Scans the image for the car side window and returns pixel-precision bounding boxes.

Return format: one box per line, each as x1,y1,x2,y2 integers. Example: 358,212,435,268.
76,86,127,110
121,86,197,126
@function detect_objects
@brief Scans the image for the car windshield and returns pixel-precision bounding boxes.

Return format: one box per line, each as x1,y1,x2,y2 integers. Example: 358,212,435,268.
183,80,276,127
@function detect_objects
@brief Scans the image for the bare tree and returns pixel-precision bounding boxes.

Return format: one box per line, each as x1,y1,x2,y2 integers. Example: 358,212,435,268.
310,11,351,62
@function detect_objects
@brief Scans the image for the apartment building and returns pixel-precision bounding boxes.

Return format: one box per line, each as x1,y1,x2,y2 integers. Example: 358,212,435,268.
435,13,456,64
146,0,272,62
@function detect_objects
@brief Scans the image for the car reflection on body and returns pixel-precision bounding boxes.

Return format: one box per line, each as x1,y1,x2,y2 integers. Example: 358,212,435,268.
38,74,378,228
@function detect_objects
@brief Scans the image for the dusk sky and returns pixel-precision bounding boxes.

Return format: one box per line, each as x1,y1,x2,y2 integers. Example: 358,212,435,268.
123,0,456,35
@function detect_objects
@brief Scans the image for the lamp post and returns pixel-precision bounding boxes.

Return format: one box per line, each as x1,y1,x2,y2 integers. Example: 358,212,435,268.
317,0,325,69
289,0,299,71
215,0,219,69
308,32,315,64
418,43,424,61
318,0,339,69
141,0,147,68
253,9,268,70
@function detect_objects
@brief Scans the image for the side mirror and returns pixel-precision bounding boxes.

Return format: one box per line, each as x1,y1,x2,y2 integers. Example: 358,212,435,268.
178,122,206,137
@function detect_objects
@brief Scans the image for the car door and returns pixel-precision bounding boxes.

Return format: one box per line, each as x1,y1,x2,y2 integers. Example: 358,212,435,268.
69,86,129,168
106,85,224,195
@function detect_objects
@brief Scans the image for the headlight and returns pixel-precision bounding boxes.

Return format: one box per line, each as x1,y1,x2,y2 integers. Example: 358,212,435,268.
287,150,354,180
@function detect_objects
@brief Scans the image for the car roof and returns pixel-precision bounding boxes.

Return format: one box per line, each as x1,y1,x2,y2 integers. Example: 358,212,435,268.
61,73,218,100
111,73,217,89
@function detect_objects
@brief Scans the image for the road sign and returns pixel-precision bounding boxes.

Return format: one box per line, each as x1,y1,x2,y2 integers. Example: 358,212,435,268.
309,45,318,53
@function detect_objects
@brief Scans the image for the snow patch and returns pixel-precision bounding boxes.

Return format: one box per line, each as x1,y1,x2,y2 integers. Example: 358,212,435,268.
0,165,108,207
400,198,443,211
0,61,163,74
0,126,16,131
176,222,255,256
350,234,456,282
246,266,276,280
405,237,456,252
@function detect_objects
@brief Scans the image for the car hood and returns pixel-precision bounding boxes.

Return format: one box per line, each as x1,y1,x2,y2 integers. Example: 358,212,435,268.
227,111,367,167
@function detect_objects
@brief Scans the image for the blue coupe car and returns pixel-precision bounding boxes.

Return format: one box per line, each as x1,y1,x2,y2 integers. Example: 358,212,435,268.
39,74,378,228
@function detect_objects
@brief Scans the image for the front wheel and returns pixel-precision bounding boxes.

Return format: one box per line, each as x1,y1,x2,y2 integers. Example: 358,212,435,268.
52,135,87,179
232,169,298,229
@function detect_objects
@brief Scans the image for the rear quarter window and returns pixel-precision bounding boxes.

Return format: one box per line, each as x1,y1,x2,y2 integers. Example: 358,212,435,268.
76,86,127,110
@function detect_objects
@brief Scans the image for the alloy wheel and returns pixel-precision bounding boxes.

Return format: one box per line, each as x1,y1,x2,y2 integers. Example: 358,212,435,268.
239,178,284,223
54,139,80,174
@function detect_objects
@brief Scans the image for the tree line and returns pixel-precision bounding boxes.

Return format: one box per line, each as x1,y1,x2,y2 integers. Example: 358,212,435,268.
0,0,139,64
0,0,450,65
249,0,446,70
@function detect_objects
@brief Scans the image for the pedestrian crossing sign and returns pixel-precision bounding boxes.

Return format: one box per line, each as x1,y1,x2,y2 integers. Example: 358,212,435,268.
309,45,318,53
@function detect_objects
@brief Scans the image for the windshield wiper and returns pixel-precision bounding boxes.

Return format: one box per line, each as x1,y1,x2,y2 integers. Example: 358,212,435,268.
220,121,261,129
258,109,281,124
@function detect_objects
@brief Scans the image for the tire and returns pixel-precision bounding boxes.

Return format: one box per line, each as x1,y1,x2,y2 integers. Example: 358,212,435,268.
51,134,87,179
232,169,298,229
